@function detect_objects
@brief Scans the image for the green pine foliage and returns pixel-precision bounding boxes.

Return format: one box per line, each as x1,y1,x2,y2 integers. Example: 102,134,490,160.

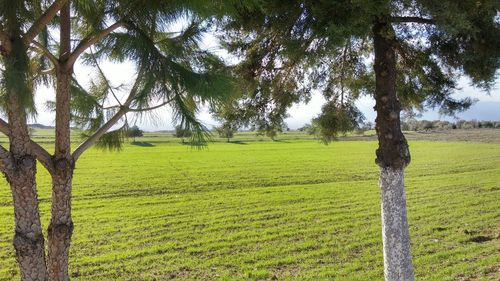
215,0,500,141
93,126,127,151
312,101,365,143
1,0,238,150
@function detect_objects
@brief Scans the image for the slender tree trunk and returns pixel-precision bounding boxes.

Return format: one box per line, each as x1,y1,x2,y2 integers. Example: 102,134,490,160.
46,3,74,280
5,94,48,281
373,20,414,281
47,169,73,281
47,68,74,280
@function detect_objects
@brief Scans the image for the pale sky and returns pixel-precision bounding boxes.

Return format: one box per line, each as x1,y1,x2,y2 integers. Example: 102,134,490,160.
30,26,500,131
32,72,500,131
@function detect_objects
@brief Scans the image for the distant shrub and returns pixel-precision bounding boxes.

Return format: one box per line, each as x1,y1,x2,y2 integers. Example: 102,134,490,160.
480,121,494,128
461,122,474,129
401,121,410,131
433,121,452,130
215,123,237,142
470,119,480,128
420,120,434,131
126,125,144,142
456,120,466,129
174,126,192,143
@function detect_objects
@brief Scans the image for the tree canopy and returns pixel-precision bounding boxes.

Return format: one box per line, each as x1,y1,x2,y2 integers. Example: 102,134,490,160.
216,0,500,140
214,1,500,279
126,125,143,142
0,1,238,279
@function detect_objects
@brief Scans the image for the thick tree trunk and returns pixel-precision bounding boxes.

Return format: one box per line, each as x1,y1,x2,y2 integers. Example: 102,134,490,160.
380,167,413,280
373,20,414,281
5,94,48,281
1,14,51,277
5,158,48,281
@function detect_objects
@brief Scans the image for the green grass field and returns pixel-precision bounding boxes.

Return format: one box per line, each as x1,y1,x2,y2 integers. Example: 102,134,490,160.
0,131,499,280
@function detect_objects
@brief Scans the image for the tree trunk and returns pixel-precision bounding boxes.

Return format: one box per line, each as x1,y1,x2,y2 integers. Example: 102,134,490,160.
1,16,49,277
5,94,48,281
47,3,74,279
47,168,73,281
380,167,413,280
47,68,74,279
373,20,414,281
5,158,48,281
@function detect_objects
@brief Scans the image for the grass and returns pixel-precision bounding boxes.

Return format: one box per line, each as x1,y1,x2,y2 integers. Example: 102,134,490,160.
0,130,499,280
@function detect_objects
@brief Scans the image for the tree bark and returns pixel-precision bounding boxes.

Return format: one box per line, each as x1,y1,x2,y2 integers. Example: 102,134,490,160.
373,19,414,281
47,2,74,279
380,167,413,281
5,157,48,281
2,10,51,277
47,169,73,281
5,94,48,281
47,68,74,279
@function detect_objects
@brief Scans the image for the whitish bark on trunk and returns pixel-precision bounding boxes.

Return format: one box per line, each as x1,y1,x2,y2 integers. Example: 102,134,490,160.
380,167,414,281
373,19,414,281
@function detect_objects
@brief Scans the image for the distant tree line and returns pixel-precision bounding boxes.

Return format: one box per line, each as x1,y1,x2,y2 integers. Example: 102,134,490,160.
401,119,500,131
298,119,499,137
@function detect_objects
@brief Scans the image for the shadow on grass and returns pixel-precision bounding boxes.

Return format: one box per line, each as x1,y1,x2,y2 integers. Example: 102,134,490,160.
228,140,248,145
131,141,155,147
272,139,291,143
467,235,493,243
180,141,207,148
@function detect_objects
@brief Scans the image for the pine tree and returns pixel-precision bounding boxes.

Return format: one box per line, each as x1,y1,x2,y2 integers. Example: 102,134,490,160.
218,1,500,280
0,1,234,279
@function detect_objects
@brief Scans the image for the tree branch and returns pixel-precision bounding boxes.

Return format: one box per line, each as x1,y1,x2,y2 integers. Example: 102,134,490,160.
31,40,59,66
0,118,55,173
0,144,13,173
66,21,124,69
0,118,11,137
127,98,174,112
390,16,435,25
23,0,68,47
40,68,56,75
72,65,148,160
72,107,129,161
90,47,122,106
72,70,143,160
0,25,12,54
102,104,120,110
393,40,411,64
